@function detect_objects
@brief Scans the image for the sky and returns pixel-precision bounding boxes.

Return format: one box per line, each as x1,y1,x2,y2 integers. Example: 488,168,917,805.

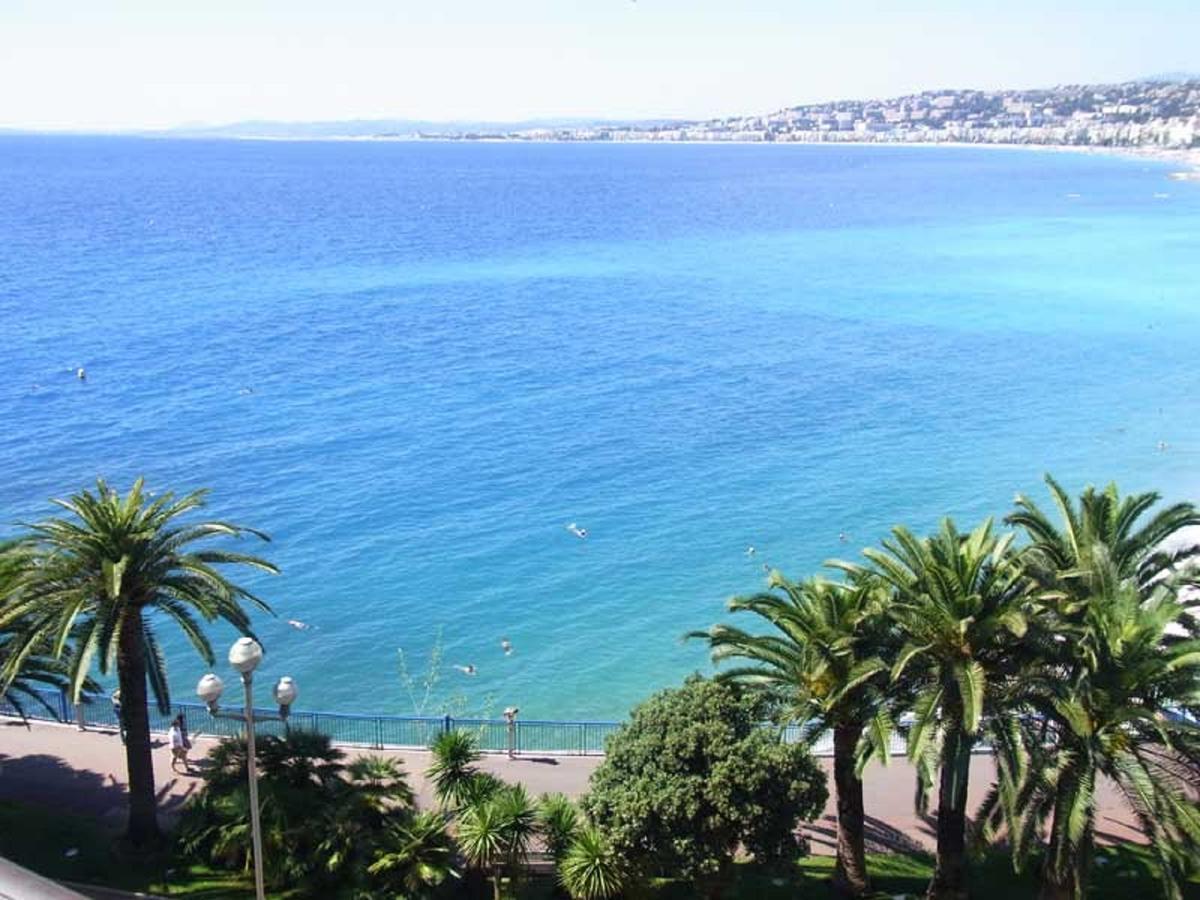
1,0,1197,131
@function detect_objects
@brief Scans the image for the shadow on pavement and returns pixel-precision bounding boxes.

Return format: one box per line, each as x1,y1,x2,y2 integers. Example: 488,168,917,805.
0,753,128,819
0,752,197,823
804,812,932,855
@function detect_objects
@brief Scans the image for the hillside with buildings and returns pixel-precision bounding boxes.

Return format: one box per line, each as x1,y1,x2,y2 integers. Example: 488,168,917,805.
422,80,1200,151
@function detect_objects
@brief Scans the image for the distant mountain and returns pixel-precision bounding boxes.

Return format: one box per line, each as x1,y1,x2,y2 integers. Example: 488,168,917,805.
1139,72,1200,84
154,117,686,140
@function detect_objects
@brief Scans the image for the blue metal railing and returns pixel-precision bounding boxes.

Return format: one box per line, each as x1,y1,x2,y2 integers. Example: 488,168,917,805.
0,687,622,755
1,687,919,756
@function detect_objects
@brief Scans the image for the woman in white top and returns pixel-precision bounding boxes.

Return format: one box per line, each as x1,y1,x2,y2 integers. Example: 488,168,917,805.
169,715,191,773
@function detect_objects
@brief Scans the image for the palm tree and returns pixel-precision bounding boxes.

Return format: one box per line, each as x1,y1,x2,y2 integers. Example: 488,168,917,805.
851,518,1032,900
428,729,484,810
988,585,1200,900
559,823,629,900
457,784,538,900
366,810,459,898
182,731,349,889
346,754,416,814
1007,475,1200,603
999,477,1200,899
1,542,93,720
538,792,581,861
690,573,897,896
0,478,277,846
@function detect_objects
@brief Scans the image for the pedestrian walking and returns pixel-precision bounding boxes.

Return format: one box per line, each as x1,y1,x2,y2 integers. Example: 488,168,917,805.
169,714,191,773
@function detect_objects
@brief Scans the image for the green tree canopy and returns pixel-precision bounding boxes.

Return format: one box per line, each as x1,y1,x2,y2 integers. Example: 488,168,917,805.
582,676,827,897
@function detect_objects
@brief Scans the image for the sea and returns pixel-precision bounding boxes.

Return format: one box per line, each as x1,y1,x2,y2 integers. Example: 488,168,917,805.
2,137,1198,720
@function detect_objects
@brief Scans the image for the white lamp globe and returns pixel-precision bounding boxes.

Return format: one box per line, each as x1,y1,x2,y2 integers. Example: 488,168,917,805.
273,676,298,708
229,637,264,674
196,673,224,705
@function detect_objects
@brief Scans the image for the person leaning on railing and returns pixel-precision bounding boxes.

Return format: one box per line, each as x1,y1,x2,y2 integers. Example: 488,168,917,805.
111,689,126,744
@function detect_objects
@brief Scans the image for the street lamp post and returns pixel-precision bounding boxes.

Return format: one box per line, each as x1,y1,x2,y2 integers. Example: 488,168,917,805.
196,638,298,900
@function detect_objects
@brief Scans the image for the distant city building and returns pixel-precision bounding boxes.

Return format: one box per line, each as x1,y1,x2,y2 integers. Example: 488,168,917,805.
415,80,1200,150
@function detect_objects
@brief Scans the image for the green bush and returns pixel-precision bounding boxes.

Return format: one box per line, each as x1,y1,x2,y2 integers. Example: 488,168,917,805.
582,676,827,897
178,731,455,898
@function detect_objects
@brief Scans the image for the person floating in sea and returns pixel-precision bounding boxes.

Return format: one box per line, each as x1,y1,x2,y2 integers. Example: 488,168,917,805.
566,522,588,539
838,532,849,543
75,367,86,381
500,638,512,656
1157,440,1169,451
745,546,756,556
454,664,477,676
287,619,313,631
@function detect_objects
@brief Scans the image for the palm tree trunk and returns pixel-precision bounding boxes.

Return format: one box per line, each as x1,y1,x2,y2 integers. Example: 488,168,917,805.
831,722,871,897
117,607,161,847
1038,804,1091,900
927,727,972,900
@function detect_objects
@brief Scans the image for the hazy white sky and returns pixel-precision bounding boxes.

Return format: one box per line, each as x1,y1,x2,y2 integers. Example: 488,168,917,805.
1,0,1197,130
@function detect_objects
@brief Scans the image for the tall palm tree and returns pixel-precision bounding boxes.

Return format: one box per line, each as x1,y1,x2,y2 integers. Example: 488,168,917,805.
999,477,1200,898
1007,475,1200,604
690,574,897,896
989,585,1200,900
851,518,1032,900
0,478,277,846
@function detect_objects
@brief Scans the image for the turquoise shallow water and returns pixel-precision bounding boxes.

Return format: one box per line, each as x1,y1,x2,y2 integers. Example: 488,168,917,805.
2,138,1198,719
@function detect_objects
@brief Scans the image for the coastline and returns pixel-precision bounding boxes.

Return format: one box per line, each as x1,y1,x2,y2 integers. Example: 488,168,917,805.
158,131,1200,177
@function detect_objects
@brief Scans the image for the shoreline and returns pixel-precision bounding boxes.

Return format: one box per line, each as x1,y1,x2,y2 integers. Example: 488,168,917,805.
13,129,1197,176
136,131,1200,177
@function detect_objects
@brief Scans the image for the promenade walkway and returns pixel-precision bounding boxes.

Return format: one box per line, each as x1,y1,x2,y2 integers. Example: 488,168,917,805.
0,717,1142,856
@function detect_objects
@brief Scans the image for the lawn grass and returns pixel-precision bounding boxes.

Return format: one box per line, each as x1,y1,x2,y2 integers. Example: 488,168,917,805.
0,800,261,898
625,845,1200,899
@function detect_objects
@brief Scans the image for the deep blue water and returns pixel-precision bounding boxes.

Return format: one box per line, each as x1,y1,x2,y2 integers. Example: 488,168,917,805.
2,137,1198,719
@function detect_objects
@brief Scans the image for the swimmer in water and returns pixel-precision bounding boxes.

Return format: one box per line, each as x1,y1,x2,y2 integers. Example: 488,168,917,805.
1157,440,1168,451
838,532,849,543
501,638,512,655
76,367,86,381
567,522,588,539
454,664,477,676
745,546,756,556
287,619,312,631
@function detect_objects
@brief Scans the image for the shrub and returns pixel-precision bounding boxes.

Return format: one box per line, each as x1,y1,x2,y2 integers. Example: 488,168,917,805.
582,676,827,897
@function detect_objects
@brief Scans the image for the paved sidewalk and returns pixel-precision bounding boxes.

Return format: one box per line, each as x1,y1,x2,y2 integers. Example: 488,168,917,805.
0,717,1142,854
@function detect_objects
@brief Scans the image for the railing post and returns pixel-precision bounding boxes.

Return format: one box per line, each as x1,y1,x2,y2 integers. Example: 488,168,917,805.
59,688,70,722
375,716,383,750
442,714,451,735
